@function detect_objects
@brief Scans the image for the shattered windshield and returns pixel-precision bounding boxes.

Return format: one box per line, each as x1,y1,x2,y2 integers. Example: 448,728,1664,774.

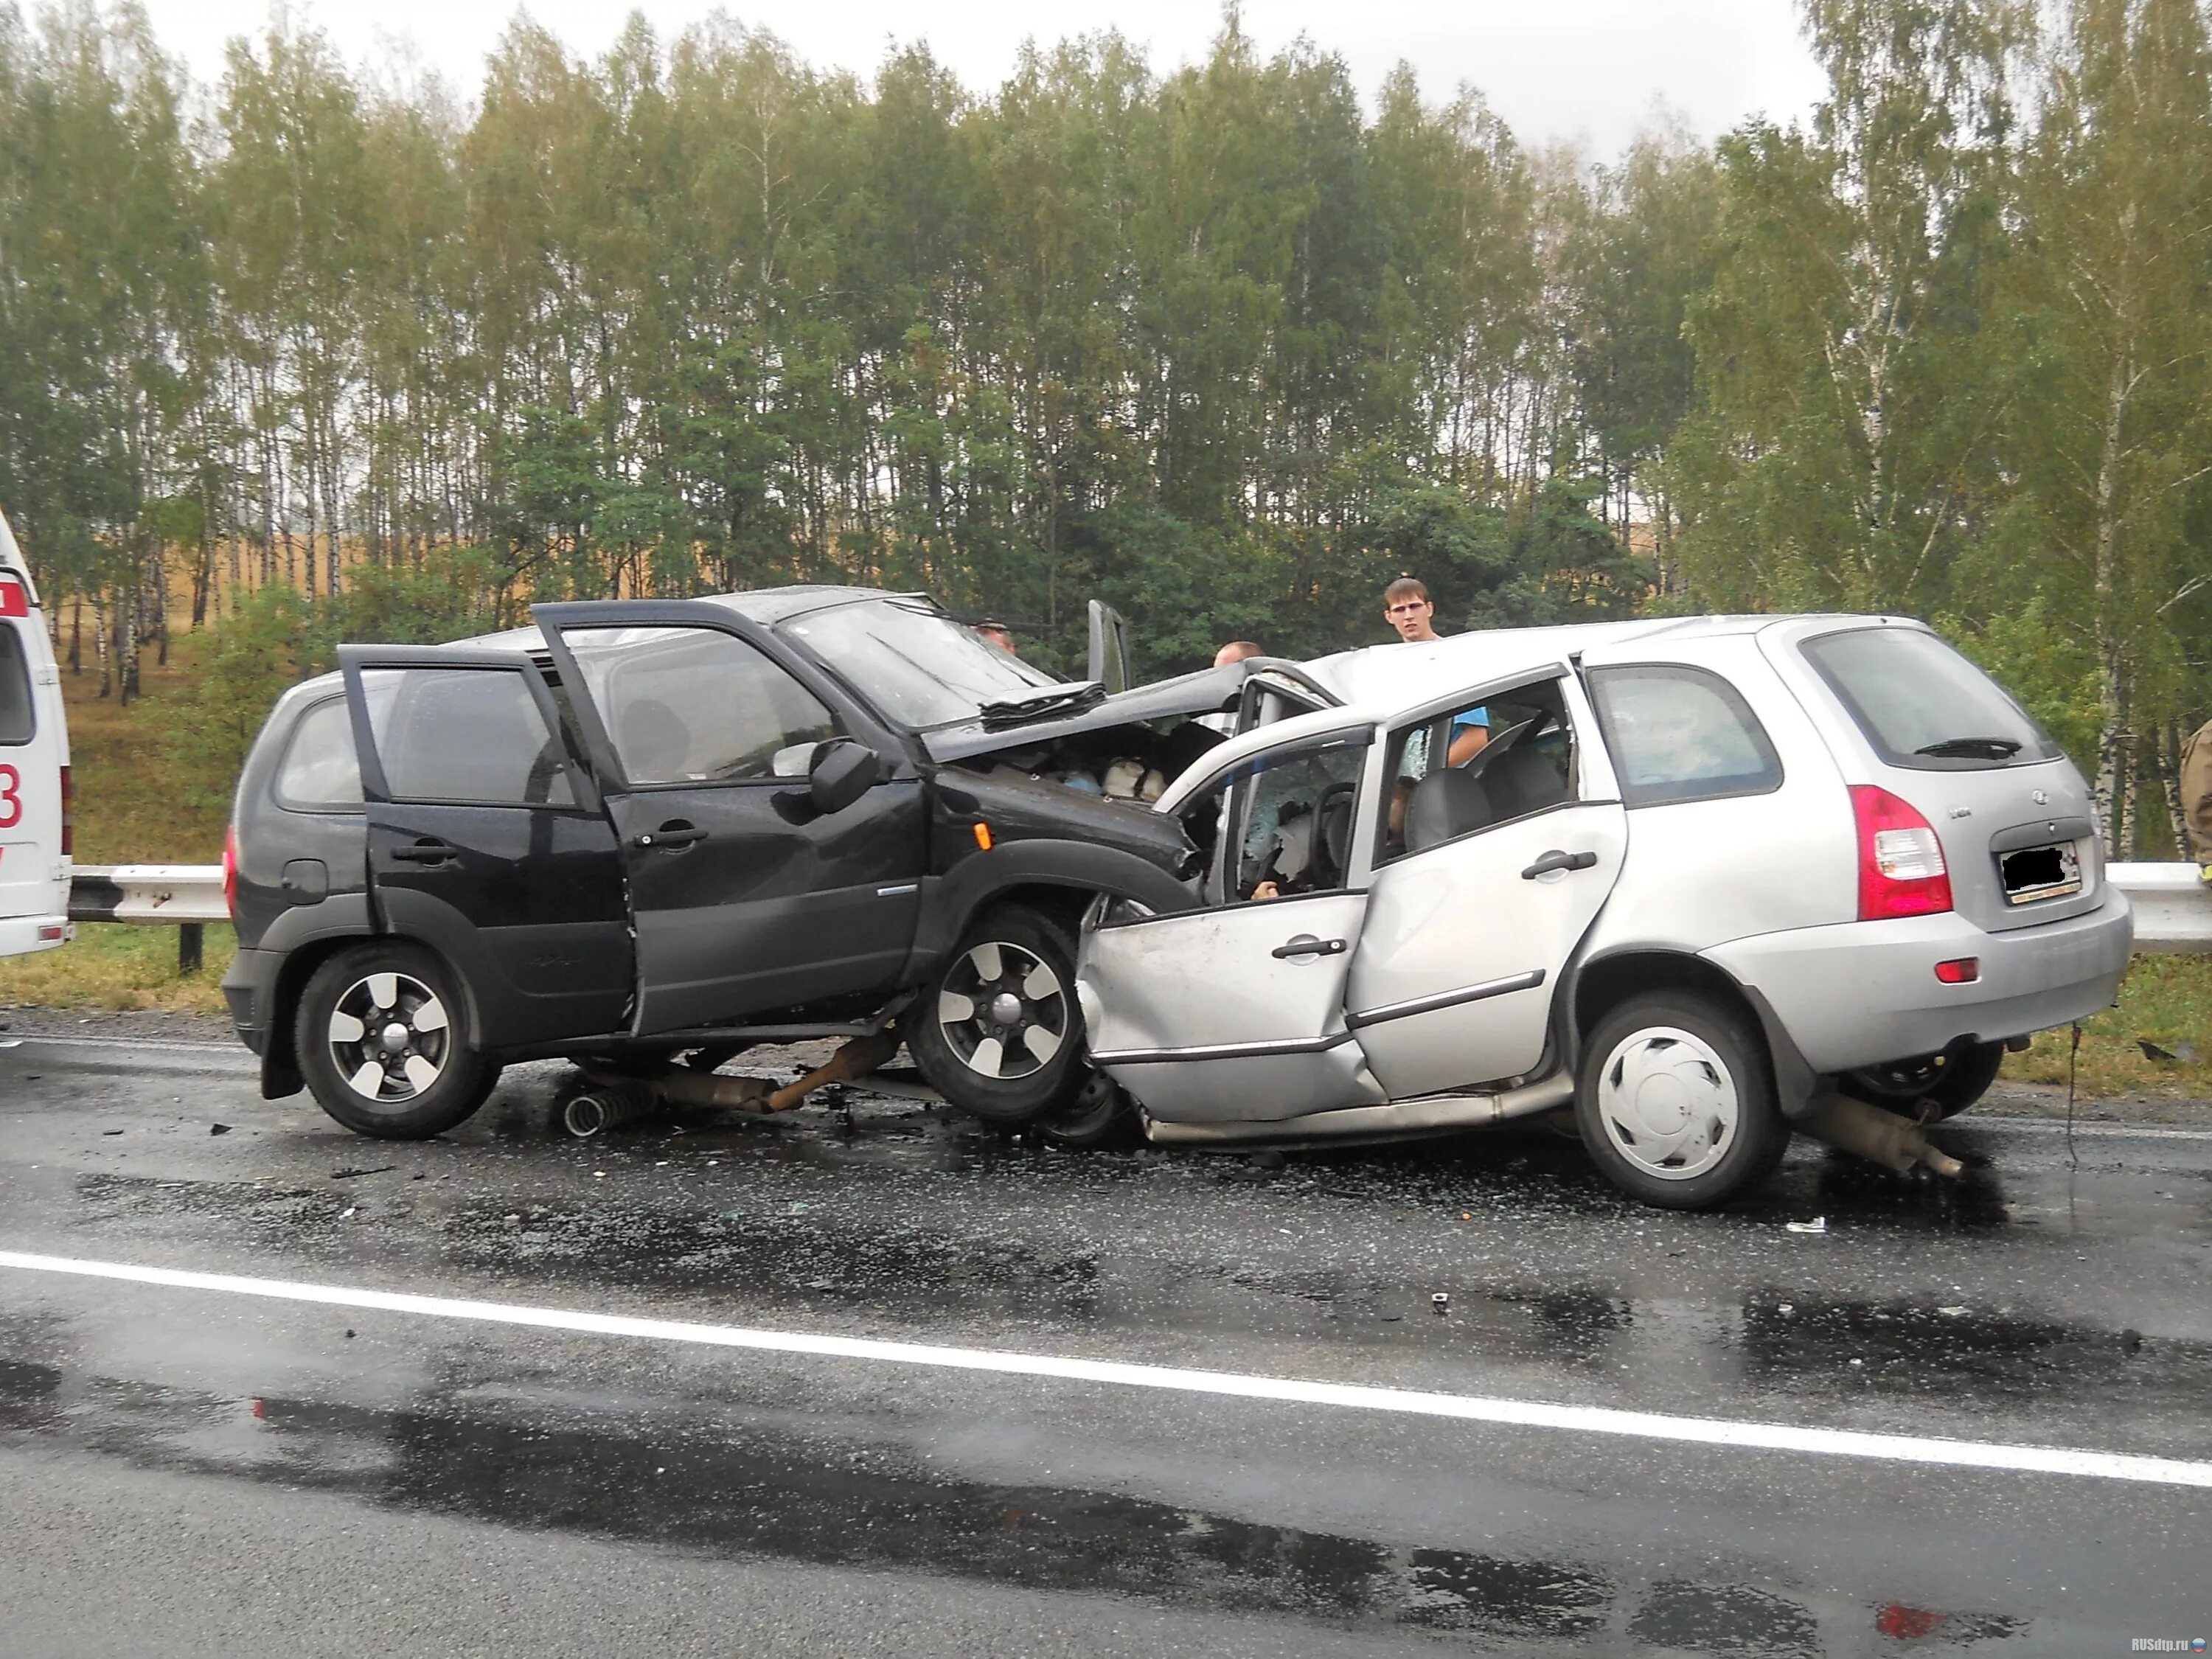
782,599,1059,729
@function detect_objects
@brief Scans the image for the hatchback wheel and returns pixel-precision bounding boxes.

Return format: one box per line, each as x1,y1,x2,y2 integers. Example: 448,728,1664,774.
1574,990,1790,1210
909,905,1085,1124
296,943,499,1139
1844,1040,2005,1121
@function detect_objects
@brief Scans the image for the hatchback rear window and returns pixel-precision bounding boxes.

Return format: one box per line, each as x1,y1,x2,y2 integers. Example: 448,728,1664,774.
1801,628,2057,770
1587,665,1783,807
0,626,32,745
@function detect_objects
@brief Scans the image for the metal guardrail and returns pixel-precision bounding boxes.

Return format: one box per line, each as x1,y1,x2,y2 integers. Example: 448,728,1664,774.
2107,863,2212,952
60,860,2212,975
68,864,228,971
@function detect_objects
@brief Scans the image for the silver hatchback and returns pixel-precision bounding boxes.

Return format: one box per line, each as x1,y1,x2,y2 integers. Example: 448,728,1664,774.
1076,615,2132,1209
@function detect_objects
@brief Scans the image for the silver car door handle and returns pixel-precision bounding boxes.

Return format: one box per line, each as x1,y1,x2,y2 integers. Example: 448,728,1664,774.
1521,849,1599,879
1271,935,1348,959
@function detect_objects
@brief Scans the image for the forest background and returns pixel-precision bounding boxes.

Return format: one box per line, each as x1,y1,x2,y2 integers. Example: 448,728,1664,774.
3,0,2211,861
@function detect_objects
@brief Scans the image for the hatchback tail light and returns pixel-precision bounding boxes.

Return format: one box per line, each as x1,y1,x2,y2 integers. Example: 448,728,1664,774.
1851,785,1952,919
58,765,72,858
223,824,239,918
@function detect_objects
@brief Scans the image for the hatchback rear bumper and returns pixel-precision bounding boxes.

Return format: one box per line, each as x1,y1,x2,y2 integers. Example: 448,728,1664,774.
0,912,71,958
1703,895,2133,1074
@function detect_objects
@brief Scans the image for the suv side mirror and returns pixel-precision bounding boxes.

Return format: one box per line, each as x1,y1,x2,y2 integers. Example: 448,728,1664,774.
810,739,881,815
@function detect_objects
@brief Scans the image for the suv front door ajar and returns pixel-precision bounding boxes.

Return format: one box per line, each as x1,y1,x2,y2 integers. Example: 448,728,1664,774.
535,601,929,1035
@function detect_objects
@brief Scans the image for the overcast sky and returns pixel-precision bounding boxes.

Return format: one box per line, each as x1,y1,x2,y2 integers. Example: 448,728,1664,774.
133,0,1829,158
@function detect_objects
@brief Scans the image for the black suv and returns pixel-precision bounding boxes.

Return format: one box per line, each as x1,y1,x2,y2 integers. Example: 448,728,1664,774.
221,588,1261,1140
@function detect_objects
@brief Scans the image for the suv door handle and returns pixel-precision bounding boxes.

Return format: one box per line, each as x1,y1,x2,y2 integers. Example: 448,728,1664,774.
1272,935,1348,959
633,824,709,851
1521,849,1599,879
388,839,455,865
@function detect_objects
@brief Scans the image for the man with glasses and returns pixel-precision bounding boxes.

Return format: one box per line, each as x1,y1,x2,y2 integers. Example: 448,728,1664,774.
1382,576,1487,763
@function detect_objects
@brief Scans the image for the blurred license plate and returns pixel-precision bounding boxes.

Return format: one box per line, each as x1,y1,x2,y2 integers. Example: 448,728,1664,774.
2000,841,2082,905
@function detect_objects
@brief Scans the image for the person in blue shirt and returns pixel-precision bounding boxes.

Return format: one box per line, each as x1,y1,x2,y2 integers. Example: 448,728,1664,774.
1383,576,1489,763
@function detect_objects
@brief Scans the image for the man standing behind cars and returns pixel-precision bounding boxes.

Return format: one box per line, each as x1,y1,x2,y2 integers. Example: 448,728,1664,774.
2184,715,2212,883
1382,576,1487,763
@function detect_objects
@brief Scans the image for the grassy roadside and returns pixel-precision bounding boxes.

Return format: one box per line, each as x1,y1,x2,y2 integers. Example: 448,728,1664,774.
0,921,234,1014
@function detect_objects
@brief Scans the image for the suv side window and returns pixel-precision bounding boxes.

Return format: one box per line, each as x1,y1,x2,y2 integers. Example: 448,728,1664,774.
1587,664,1782,807
274,696,365,811
0,625,32,744
560,626,841,786
361,667,575,807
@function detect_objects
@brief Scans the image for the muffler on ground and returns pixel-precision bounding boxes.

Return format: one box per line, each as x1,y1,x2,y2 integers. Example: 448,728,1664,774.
1795,1091,1964,1178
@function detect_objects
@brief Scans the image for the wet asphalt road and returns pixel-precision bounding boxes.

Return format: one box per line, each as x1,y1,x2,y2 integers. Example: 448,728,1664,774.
1,1034,2210,1657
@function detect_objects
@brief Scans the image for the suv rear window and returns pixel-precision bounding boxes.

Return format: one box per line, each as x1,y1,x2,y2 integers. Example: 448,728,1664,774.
1801,628,2057,770
0,626,32,745
274,697,364,810
1587,665,1783,807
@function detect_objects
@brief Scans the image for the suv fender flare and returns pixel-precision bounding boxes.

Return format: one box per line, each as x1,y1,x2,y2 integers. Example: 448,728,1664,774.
249,894,376,1099
908,839,1197,977
1562,945,1831,1121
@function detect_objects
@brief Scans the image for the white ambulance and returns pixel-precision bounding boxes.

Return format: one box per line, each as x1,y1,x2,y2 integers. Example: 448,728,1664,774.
0,506,71,959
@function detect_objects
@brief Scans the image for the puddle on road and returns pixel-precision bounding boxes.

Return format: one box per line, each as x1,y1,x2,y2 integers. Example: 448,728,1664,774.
0,1352,2025,1653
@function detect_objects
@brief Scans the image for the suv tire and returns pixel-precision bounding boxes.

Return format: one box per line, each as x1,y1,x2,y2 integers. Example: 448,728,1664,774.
1843,1040,2005,1121
1575,990,1790,1210
910,904,1085,1124
297,942,500,1140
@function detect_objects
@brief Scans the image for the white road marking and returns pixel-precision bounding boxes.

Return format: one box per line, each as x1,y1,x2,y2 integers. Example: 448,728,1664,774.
1963,1115,2212,1142
4,1248,2209,1489
1,1034,241,1056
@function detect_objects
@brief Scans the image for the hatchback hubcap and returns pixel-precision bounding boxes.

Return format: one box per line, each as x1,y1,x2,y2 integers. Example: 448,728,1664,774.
327,970,451,1105
936,940,1068,1080
1594,1025,1738,1180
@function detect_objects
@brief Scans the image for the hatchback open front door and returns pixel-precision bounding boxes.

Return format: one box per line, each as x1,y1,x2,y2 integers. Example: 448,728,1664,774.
339,646,635,1050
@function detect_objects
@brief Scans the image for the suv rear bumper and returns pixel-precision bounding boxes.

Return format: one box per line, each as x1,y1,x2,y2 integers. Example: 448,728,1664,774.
1703,895,2133,1074
220,945,280,1055
0,913,71,957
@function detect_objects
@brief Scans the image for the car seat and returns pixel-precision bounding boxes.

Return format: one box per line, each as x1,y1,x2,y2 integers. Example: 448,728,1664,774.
1404,769,1491,852
619,698,694,782
1475,723,1570,821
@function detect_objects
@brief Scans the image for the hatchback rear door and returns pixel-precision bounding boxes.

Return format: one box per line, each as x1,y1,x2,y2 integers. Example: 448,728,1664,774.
339,646,633,1048
1773,622,2104,933
1344,667,1627,1099
535,601,928,1034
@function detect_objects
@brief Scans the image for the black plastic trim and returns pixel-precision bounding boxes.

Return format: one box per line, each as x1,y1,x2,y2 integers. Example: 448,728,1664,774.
1346,969,1545,1030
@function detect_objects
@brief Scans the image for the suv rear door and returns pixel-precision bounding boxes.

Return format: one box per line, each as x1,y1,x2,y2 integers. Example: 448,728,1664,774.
535,602,928,1034
339,646,633,1048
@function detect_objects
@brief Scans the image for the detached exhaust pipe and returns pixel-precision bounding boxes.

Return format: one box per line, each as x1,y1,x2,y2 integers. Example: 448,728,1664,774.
561,1086,648,1139
1796,1091,1964,1178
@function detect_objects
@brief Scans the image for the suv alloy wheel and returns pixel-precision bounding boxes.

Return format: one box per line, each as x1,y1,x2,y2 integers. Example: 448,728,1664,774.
296,942,500,1139
909,904,1086,1124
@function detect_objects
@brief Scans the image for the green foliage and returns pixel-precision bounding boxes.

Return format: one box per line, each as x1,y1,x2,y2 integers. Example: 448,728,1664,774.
0,0,2208,860
1935,597,2103,762
159,587,316,810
